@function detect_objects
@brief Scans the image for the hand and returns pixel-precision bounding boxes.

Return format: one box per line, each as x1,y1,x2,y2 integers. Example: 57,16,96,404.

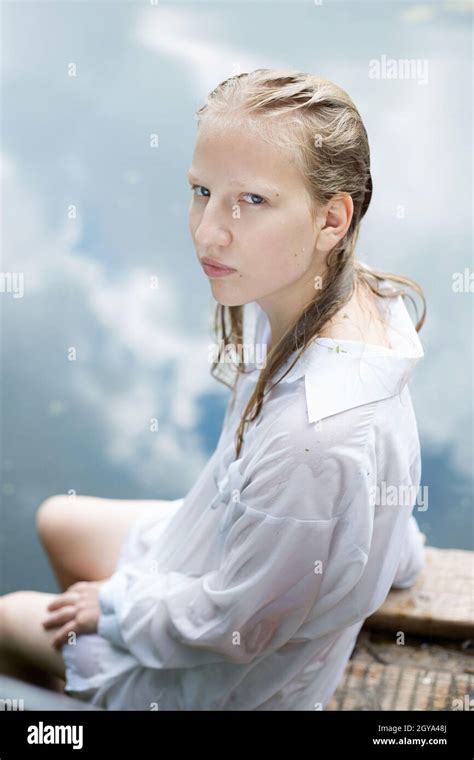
42,580,107,650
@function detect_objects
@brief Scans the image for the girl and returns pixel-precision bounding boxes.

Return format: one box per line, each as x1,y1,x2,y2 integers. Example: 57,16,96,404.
0,69,427,710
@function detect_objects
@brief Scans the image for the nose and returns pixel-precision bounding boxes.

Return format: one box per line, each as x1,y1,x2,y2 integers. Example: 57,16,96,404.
192,200,232,249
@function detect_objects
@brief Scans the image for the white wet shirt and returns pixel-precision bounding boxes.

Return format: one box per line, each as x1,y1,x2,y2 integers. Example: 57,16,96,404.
63,282,426,710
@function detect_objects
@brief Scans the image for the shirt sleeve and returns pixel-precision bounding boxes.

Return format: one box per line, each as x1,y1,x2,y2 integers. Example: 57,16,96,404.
391,513,426,589
97,420,376,669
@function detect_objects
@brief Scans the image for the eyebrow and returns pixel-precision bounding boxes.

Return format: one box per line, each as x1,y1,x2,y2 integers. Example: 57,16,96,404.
187,170,281,197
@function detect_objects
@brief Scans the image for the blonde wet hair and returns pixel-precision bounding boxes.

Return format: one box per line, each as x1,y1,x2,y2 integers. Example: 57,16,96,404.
195,68,426,459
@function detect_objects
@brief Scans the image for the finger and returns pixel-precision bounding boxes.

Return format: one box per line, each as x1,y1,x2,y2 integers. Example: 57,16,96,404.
47,593,80,611
52,620,80,650
66,582,90,592
42,606,78,630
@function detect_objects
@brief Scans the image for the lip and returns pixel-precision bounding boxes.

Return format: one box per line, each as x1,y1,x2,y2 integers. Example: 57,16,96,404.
200,257,237,278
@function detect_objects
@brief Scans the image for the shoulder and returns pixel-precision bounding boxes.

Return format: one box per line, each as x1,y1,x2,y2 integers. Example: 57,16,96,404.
238,383,380,522
251,378,378,462
318,280,393,349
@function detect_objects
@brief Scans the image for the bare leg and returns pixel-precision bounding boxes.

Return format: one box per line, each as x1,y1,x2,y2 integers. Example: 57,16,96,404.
1,495,178,694
0,591,66,693
36,495,176,591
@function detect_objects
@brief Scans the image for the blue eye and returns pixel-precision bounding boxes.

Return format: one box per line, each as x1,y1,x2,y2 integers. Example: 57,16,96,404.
190,184,210,197
189,185,265,206
242,193,265,205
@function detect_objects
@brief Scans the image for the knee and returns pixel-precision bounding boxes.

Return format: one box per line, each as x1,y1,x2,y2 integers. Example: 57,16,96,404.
36,495,70,543
0,593,15,641
0,592,43,651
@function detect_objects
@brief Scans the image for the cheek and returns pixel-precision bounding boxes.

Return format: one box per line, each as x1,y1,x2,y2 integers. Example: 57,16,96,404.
242,216,313,282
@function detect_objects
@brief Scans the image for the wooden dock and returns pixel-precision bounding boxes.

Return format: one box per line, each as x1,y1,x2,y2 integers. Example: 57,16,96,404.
327,546,473,710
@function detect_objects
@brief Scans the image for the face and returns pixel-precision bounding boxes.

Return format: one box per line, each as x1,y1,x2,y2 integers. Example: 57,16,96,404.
188,118,325,317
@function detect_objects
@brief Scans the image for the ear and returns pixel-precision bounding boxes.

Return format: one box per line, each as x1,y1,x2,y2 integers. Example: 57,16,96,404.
316,193,353,253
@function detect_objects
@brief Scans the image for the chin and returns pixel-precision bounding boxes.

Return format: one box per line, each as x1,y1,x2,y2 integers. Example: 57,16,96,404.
210,283,250,308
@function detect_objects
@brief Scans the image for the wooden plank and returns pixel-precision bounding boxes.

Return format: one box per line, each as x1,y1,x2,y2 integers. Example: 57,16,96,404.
326,660,474,711
364,547,474,640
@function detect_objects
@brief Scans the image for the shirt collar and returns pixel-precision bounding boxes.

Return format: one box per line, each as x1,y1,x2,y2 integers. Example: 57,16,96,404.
243,283,425,425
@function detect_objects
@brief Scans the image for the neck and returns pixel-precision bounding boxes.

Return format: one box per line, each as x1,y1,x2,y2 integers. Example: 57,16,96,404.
256,264,327,351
